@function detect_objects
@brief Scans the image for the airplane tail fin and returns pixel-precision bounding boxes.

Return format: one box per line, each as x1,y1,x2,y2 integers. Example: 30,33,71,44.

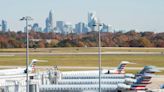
29,59,48,67
29,59,38,73
24,59,48,73
116,61,135,74
136,66,160,77
130,73,153,90
130,67,160,90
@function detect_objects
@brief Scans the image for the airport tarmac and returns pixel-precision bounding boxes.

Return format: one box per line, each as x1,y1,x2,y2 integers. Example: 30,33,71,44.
1,66,164,71
147,75,164,89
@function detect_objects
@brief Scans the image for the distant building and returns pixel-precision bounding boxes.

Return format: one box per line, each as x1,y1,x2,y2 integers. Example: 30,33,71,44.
44,10,54,33
30,39,52,43
56,21,65,33
49,10,54,30
32,23,42,32
55,21,73,34
44,18,50,32
75,22,88,34
87,12,97,32
101,24,111,32
1,20,8,32
63,22,73,34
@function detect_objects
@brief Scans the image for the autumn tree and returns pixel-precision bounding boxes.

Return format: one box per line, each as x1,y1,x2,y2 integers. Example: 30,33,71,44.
138,37,153,47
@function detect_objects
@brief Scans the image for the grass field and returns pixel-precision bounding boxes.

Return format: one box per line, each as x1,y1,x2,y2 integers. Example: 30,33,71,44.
0,47,163,74
0,47,164,53
0,54,163,67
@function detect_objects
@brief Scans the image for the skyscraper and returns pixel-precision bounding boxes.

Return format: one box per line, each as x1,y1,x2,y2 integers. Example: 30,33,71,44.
102,24,112,32
49,10,54,30
63,22,73,34
32,23,42,32
56,21,65,33
88,12,97,31
44,10,54,32
1,20,8,32
75,22,88,34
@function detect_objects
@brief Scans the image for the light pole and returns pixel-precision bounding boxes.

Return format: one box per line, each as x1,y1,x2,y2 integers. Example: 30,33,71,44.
0,21,2,31
0,24,1,31
20,16,33,92
93,19,102,92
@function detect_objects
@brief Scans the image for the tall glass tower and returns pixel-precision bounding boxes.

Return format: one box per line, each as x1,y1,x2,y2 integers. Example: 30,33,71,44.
49,10,54,30
44,10,54,33
88,12,97,31
2,20,7,32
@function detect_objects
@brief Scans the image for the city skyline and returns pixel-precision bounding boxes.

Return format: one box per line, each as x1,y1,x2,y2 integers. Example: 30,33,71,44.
0,0,164,32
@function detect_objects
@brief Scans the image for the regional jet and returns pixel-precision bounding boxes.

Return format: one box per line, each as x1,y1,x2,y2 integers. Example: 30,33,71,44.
40,73,156,92
62,61,135,76
61,65,159,80
0,59,46,75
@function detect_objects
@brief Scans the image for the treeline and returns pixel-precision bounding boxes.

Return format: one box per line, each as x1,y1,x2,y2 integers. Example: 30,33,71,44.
0,30,163,48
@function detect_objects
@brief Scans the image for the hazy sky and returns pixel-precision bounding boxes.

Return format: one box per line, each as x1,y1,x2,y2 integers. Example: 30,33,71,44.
0,0,164,32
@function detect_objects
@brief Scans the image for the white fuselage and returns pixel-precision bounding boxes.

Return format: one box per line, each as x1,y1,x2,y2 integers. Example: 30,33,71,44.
0,67,32,75
62,69,108,75
0,68,25,75
61,73,135,79
57,78,136,85
39,84,130,92
61,69,123,76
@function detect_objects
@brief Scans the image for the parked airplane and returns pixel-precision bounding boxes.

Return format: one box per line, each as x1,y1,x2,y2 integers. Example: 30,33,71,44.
40,73,155,92
0,59,46,75
57,78,136,85
130,73,154,90
61,65,159,80
135,66,160,77
107,61,135,74
62,73,135,79
58,66,159,86
62,61,135,76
